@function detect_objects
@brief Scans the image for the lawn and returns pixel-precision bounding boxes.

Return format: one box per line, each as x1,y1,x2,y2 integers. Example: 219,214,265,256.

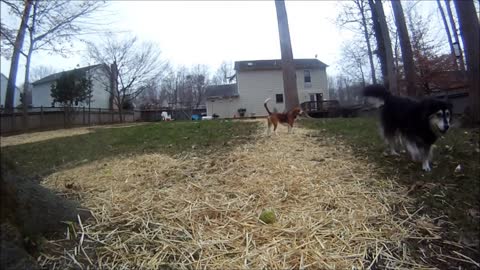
300,117,480,267
1,120,259,177
2,118,478,269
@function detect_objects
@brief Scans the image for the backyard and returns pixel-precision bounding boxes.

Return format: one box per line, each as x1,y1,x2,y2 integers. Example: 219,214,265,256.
1,118,478,269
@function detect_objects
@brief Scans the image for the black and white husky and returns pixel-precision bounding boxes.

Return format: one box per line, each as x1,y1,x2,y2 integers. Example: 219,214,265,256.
363,84,453,172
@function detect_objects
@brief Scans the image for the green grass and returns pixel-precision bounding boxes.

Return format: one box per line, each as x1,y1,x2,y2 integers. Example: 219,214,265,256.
300,117,479,267
1,120,259,177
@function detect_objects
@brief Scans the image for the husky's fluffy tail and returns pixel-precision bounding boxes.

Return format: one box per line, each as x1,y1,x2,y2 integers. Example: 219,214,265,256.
363,84,391,100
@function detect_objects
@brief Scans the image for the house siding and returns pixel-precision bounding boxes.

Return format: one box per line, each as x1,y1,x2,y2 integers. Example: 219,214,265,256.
0,74,22,108
206,67,328,119
235,67,328,117
32,67,111,109
206,98,241,118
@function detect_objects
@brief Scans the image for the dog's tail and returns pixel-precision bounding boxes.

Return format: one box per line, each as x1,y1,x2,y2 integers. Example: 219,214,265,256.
264,98,272,115
363,84,391,100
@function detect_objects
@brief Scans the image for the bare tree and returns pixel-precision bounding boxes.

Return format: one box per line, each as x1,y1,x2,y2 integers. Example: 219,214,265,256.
137,79,169,109
188,64,210,109
275,0,299,111
86,35,168,122
368,0,397,94
158,65,209,118
29,65,58,82
1,0,108,106
391,0,416,96
3,0,32,111
454,0,480,124
405,4,457,95
340,39,368,88
436,0,459,69
336,0,377,84
211,61,234,85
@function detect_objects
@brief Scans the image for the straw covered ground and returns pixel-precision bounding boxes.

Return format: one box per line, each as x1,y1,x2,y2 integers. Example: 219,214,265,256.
39,122,439,269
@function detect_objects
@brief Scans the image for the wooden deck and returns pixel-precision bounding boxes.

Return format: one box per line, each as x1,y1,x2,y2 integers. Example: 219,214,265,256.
301,100,364,118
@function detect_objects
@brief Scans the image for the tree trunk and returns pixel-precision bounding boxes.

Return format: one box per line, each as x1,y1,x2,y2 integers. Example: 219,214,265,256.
360,6,377,84
275,0,299,111
375,0,397,94
454,0,480,124
22,0,38,131
391,0,416,96
368,0,387,85
5,0,33,112
446,0,466,71
437,0,458,69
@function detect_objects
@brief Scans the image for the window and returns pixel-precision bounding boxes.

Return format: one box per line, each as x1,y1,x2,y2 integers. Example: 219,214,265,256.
75,100,79,106
304,70,311,83
276,94,284,103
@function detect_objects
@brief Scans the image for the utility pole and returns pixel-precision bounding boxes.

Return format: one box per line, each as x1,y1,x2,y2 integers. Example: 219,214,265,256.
275,0,299,111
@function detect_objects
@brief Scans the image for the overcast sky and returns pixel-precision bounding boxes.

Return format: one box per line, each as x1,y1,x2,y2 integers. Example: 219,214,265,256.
1,1,450,85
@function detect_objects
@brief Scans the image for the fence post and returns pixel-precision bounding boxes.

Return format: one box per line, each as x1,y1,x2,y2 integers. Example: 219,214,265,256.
98,108,101,124
83,106,85,125
88,106,91,125
63,106,66,128
11,109,15,133
40,106,44,128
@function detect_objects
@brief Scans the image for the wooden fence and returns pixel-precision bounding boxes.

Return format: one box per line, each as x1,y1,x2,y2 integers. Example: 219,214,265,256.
0,107,138,135
1,106,208,135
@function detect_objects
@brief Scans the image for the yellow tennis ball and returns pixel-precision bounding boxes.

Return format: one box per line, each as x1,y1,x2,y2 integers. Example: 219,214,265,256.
259,209,277,224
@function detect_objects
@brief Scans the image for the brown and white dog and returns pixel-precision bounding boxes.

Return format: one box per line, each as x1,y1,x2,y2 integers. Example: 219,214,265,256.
264,98,303,135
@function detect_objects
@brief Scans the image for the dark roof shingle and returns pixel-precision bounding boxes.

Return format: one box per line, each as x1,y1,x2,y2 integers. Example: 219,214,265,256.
234,58,327,71
32,64,103,86
205,84,238,99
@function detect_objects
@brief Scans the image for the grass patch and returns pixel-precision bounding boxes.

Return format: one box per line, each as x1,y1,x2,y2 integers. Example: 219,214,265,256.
300,117,479,266
1,120,259,177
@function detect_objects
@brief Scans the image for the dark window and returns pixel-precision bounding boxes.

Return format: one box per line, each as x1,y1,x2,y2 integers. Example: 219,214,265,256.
304,70,311,83
276,94,283,103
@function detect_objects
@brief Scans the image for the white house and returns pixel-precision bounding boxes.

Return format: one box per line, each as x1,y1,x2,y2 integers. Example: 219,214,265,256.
0,73,22,108
205,59,328,118
32,64,113,109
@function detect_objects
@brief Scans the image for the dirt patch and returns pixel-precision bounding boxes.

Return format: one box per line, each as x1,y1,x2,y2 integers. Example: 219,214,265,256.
36,122,444,269
0,122,146,147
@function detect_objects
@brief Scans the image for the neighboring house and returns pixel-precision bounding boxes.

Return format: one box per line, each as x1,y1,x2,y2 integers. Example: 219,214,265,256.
205,58,328,118
32,64,113,109
0,73,22,108
428,70,469,115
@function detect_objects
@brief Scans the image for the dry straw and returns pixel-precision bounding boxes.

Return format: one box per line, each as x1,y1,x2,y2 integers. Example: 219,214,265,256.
38,123,452,269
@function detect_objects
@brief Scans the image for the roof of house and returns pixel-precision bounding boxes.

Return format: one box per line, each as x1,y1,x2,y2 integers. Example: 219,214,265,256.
32,64,103,86
234,58,328,71
205,84,239,99
429,70,468,92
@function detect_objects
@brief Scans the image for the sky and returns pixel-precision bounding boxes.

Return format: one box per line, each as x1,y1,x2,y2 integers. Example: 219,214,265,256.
0,0,450,86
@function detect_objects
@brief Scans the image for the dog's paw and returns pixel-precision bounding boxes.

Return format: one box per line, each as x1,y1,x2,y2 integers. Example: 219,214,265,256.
390,150,400,156
422,162,431,172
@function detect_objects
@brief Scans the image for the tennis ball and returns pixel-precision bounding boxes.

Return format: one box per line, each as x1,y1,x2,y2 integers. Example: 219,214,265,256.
259,209,277,224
